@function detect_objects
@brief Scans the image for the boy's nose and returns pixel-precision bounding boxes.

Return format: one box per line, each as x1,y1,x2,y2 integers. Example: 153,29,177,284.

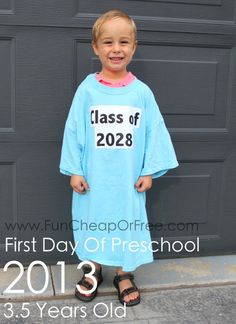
112,43,121,52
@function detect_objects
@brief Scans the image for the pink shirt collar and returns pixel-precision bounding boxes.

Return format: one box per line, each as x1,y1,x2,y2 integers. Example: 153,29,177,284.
95,72,136,87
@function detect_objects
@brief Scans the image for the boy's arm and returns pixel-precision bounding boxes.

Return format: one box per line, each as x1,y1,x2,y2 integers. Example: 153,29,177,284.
59,87,86,177
59,127,84,176
140,89,179,179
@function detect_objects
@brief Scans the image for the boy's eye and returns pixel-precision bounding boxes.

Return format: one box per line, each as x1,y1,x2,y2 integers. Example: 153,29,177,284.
103,41,112,44
121,41,129,44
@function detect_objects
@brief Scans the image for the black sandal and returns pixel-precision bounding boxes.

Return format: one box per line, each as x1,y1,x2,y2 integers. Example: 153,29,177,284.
113,273,140,306
75,265,103,302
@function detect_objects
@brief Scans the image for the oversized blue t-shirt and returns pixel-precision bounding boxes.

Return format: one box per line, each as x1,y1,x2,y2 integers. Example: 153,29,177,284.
59,73,178,271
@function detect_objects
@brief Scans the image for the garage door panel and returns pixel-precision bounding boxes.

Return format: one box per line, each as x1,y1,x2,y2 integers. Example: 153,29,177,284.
0,142,73,264
131,45,231,131
147,142,236,257
0,0,73,23
0,28,74,142
148,173,211,228
0,1,235,30
15,29,73,141
147,159,223,233
0,161,16,242
76,0,235,22
0,143,68,225
0,36,15,131
0,0,14,14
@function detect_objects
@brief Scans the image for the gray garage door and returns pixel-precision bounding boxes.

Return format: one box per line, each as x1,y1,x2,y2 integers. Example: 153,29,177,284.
1,0,236,265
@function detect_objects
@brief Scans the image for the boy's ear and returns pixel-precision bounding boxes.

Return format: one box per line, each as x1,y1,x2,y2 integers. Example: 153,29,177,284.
133,40,138,52
91,41,99,56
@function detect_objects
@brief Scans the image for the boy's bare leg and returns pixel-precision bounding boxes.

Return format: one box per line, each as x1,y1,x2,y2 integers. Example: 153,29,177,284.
78,261,101,296
116,267,139,303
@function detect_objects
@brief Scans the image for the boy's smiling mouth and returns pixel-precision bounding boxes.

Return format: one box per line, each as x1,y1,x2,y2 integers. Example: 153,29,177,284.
109,57,124,61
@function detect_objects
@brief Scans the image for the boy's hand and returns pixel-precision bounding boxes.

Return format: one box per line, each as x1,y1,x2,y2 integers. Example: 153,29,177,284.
135,175,152,192
70,175,90,194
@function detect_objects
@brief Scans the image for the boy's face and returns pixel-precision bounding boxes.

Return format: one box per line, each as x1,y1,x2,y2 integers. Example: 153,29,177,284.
92,18,137,77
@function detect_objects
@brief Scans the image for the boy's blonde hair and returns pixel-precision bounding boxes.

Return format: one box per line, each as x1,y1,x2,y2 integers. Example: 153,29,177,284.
92,9,137,44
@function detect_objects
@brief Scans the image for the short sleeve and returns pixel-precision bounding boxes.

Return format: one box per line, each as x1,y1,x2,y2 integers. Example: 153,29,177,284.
140,89,179,179
59,87,86,176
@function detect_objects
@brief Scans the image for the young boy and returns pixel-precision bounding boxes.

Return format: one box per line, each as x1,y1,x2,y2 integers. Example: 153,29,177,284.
60,9,178,306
